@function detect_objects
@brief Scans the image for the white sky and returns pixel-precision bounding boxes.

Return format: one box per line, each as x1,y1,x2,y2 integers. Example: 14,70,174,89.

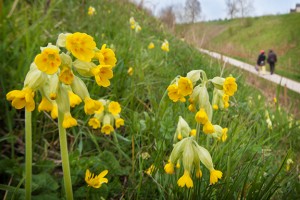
132,0,300,21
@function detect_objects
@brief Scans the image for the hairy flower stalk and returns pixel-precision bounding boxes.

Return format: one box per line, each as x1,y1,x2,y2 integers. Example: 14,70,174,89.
25,111,32,200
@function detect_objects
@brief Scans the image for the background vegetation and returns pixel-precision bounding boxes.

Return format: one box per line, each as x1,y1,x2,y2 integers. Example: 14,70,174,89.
0,0,299,199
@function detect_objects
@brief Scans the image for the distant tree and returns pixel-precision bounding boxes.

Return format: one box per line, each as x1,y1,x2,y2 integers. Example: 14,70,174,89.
159,6,176,29
236,0,254,18
225,0,239,19
184,0,201,23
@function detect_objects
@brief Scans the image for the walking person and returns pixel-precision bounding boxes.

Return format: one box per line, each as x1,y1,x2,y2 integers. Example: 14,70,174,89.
256,50,266,71
267,49,277,75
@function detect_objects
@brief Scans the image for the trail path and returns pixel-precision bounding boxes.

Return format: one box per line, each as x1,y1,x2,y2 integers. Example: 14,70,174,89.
199,48,300,94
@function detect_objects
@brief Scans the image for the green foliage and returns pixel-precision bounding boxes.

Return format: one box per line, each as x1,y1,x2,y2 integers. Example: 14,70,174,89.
1,0,299,199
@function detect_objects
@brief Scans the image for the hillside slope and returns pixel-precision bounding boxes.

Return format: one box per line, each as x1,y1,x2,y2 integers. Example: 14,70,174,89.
176,14,300,81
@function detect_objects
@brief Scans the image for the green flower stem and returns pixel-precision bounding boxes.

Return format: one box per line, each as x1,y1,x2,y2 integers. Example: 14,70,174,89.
58,110,73,200
112,131,131,163
25,110,32,200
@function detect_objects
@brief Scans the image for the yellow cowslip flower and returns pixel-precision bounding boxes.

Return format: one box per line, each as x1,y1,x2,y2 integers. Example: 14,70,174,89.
196,168,202,178
273,97,277,103
91,65,113,87
188,103,196,112
108,101,121,115
115,118,124,128
213,104,219,110
221,128,228,142
66,32,96,62
223,77,237,96
177,133,182,140
127,67,133,76
161,40,169,52
177,170,193,188
148,42,155,49
129,17,135,25
68,91,82,108
178,77,193,96
98,44,117,67
84,97,102,115
222,94,230,108
130,24,135,30
190,129,196,136
145,164,155,175
6,87,35,112
85,169,108,189
164,162,174,174
34,48,61,75
195,108,208,124
62,112,77,128
176,161,180,168
38,97,53,112
167,84,185,102
51,103,58,119
135,24,142,33
209,169,222,185
88,6,96,16
203,121,214,134
101,124,114,135
59,67,74,85
88,117,101,129
94,101,104,114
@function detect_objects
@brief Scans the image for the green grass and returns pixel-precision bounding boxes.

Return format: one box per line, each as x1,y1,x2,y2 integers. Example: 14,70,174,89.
1,0,300,199
176,14,300,81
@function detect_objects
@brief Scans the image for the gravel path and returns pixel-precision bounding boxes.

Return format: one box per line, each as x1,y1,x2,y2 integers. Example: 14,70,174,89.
199,48,300,94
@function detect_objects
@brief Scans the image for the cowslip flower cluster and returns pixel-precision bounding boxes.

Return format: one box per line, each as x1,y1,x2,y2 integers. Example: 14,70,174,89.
164,70,238,188
88,99,124,135
161,39,169,52
6,32,117,128
85,169,108,188
88,6,96,16
129,17,142,33
148,42,155,49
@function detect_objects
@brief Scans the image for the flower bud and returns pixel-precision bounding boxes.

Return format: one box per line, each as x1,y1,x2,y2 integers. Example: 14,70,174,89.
73,59,96,77
211,76,225,90
24,63,47,90
71,76,90,100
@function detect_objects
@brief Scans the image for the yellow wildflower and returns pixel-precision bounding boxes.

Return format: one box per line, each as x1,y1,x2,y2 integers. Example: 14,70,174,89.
195,108,208,124
161,40,169,52
59,67,74,85
213,104,219,110
210,169,222,185
177,170,193,188
164,162,174,174
38,97,53,112
34,48,61,75
222,94,230,108
84,97,102,115
167,84,185,102
88,117,101,129
188,103,196,112
190,129,196,136
115,118,124,128
101,124,114,135
223,77,237,96
273,97,277,103
196,169,202,178
68,91,82,108
6,87,35,112
51,103,58,119
62,112,77,128
85,169,108,189
91,65,113,87
178,77,193,96
98,44,117,67
127,67,133,76
66,32,96,62
203,121,215,134
177,133,183,140
108,101,121,115
145,165,155,175
221,128,228,142
148,42,155,49
88,6,96,16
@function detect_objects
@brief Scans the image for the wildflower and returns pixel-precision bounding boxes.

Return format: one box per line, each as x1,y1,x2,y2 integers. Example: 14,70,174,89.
286,159,294,171
59,67,74,85
129,17,135,26
188,103,196,112
101,124,114,135
223,77,237,96
221,128,228,142
66,32,96,62
34,46,61,75
84,97,102,115
203,121,215,134
161,40,169,52
190,129,196,136
213,104,219,110
85,169,108,188
148,42,155,49
38,97,53,112
178,77,193,96
6,87,35,112
177,171,193,188
164,162,174,174
51,103,58,119
62,112,77,128
135,24,142,33
167,84,185,102
88,117,101,129
68,91,82,108
115,118,124,128
210,169,223,185
97,44,117,67
88,6,96,16
91,65,113,87
273,97,277,103
196,168,202,178
108,101,121,115
145,165,155,175
223,94,230,108
127,67,133,76
195,108,208,124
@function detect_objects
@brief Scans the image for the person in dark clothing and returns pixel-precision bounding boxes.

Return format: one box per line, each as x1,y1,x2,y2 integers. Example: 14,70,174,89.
267,49,277,75
256,50,266,71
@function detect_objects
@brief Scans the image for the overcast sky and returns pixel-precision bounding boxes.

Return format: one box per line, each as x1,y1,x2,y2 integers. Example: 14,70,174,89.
132,0,300,21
